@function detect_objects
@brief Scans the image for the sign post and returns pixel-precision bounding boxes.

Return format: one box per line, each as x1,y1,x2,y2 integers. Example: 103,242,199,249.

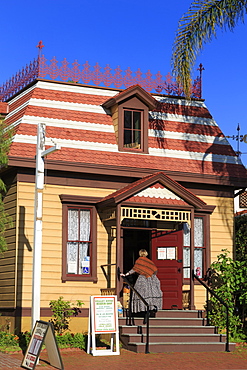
87,295,120,356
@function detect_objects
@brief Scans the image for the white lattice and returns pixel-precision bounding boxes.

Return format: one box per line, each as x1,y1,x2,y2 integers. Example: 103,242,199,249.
121,207,190,224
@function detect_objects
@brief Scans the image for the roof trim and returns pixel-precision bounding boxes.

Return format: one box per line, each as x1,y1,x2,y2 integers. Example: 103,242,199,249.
97,171,214,213
102,84,156,110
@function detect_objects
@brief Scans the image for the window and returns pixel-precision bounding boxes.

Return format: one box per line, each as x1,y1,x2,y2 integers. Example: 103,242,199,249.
183,216,206,279
239,191,247,208
61,198,97,282
123,109,142,149
67,208,91,275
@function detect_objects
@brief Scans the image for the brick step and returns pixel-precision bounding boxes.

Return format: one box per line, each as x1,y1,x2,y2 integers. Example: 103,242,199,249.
121,333,226,345
125,342,236,353
120,324,217,335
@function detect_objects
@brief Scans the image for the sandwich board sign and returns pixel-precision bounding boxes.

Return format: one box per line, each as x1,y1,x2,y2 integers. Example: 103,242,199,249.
87,295,120,356
21,320,64,370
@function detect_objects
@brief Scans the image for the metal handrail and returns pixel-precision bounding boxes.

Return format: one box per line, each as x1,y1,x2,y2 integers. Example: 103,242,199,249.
193,271,230,352
118,268,150,354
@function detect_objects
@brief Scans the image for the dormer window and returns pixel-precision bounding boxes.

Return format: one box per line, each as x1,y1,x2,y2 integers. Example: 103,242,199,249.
123,109,142,150
102,85,156,154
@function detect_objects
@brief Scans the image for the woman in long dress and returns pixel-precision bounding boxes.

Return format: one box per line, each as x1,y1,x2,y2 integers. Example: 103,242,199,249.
121,249,163,313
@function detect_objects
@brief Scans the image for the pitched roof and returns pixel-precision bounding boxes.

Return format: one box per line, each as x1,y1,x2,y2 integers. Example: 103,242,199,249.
5,80,247,184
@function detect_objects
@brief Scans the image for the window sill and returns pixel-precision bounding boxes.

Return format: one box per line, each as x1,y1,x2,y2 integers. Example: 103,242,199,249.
62,275,98,283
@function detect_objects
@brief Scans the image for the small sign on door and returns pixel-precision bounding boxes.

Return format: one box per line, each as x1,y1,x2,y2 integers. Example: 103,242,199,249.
157,247,176,260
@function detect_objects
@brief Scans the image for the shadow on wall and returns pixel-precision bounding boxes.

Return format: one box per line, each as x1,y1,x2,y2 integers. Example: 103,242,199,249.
150,101,239,239
16,205,32,333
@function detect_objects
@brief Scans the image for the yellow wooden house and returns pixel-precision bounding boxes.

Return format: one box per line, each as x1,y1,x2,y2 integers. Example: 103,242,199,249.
0,56,247,334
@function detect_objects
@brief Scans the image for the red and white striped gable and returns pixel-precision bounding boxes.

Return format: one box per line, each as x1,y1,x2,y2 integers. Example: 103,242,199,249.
5,79,247,180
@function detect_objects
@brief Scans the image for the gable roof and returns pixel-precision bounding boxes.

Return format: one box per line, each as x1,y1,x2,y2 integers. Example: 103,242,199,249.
98,172,215,213
4,80,247,186
102,84,156,110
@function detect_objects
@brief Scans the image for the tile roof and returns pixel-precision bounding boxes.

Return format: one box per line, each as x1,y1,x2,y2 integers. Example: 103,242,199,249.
6,80,247,182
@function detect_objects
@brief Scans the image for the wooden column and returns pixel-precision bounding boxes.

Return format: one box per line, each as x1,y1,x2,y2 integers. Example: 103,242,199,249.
189,209,195,310
115,204,122,299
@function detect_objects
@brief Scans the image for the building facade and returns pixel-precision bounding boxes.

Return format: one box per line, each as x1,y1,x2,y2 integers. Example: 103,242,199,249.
1,77,247,333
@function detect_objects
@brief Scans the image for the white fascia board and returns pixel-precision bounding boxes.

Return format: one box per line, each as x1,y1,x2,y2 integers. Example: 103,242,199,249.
36,80,119,97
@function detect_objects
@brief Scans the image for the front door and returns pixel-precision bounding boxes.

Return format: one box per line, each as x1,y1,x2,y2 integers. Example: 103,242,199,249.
152,229,183,309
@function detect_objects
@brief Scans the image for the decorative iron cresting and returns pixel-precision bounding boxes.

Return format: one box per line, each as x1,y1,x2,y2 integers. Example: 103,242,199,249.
0,54,202,102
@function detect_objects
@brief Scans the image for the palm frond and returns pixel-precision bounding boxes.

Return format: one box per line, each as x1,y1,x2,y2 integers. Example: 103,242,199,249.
172,0,247,97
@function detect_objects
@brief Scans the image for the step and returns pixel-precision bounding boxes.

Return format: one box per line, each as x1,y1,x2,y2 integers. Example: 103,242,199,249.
120,325,217,335
156,310,204,318
120,333,226,345
119,317,205,326
125,341,236,353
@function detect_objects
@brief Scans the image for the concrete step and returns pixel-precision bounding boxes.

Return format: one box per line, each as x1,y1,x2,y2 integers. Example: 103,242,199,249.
119,316,205,326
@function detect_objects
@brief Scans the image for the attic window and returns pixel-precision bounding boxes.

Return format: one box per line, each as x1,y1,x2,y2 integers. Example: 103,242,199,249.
123,109,142,149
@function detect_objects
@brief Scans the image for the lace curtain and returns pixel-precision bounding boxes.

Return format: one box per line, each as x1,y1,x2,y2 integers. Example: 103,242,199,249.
67,209,90,274
183,217,204,278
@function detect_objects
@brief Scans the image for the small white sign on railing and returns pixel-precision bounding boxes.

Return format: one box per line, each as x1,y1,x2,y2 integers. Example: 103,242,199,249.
87,295,120,356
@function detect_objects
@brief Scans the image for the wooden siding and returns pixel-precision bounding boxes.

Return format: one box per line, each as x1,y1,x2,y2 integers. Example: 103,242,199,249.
0,183,17,308
17,182,116,310
193,194,234,309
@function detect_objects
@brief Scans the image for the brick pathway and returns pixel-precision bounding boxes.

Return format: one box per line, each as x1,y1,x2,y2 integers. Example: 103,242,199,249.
1,346,247,370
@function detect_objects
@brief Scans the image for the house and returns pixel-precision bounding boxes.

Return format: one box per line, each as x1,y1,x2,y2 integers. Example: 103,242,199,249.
0,55,247,334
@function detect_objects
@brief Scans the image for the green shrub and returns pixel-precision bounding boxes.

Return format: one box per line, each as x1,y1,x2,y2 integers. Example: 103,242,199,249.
0,331,19,349
55,332,86,349
49,296,84,334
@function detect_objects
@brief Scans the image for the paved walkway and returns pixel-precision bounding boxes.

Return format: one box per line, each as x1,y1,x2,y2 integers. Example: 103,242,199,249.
1,346,247,370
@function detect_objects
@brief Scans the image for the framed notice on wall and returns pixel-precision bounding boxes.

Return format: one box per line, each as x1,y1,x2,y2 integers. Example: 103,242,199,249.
87,295,120,356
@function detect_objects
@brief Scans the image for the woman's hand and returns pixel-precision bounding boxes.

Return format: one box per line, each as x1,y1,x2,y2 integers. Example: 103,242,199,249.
120,273,125,277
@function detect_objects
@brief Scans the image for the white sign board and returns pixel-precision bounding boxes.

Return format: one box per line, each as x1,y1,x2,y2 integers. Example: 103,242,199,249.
87,295,120,356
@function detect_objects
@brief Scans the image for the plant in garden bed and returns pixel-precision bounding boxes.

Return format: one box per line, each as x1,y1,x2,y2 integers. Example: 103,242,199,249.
55,332,86,349
49,296,84,335
207,249,247,341
0,331,20,352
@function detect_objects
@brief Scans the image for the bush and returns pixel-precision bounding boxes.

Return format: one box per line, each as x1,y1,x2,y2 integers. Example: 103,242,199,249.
55,332,86,349
0,331,19,350
49,296,84,334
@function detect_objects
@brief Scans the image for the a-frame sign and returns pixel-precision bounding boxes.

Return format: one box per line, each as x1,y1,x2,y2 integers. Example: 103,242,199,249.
21,320,64,370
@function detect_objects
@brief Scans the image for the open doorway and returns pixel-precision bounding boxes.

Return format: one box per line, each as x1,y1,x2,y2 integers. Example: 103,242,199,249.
123,229,150,274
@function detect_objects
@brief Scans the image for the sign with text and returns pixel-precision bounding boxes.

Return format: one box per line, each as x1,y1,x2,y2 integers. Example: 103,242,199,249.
87,295,120,356
21,321,63,370
94,296,116,332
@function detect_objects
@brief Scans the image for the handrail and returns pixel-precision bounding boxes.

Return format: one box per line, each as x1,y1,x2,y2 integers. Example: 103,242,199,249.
118,268,150,354
100,263,116,288
193,271,230,352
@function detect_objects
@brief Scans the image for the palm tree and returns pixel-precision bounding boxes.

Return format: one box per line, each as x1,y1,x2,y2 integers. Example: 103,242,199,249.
172,0,247,97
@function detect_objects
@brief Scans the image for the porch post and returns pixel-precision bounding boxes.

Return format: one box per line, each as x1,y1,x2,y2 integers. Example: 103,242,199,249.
115,204,122,299
189,209,195,310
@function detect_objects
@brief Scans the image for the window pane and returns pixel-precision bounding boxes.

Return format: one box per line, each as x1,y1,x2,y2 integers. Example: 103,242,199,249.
124,110,132,128
183,222,190,246
194,248,203,278
67,242,78,274
80,210,90,241
124,129,132,146
79,243,90,274
68,209,78,240
183,247,190,278
133,111,141,129
194,217,203,247
133,130,141,145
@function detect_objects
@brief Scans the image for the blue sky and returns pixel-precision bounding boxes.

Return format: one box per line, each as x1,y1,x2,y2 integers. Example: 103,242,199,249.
1,0,247,166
